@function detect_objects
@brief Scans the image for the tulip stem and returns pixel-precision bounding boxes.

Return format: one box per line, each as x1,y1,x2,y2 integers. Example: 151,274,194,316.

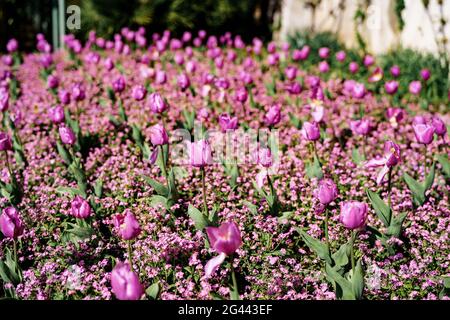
201,168,208,216
4,150,13,180
324,208,329,246
230,259,239,300
350,231,356,274
159,145,168,184
387,167,393,210
127,240,134,273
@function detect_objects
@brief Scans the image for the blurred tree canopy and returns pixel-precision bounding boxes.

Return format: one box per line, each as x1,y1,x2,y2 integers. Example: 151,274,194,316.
0,0,280,51
70,0,279,42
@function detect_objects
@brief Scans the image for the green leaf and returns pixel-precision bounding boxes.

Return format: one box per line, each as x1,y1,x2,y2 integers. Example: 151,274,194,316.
56,186,86,197
366,189,391,227
242,201,258,215
436,154,450,178
332,243,350,270
351,260,364,300
325,264,356,300
351,148,366,165
306,155,323,180
278,211,293,224
66,223,95,240
149,195,169,210
188,204,209,231
94,179,103,198
146,282,160,300
423,162,435,191
288,113,302,129
143,176,168,196
296,228,332,264
56,141,72,164
403,173,426,206
210,292,226,300
386,212,408,238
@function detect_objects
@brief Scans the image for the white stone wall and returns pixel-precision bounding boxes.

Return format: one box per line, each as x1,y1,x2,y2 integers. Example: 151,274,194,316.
278,0,450,55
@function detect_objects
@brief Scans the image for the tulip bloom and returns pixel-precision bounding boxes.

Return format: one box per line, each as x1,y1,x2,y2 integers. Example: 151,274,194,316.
352,83,366,99
413,123,435,145
284,66,297,81
48,105,65,124
390,65,400,77
349,62,359,74
264,104,281,127
59,126,76,145
318,47,330,59
409,81,422,95
131,85,147,101
350,118,371,136
339,201,368,230
111,262,144,300
336,50,346,62
71,196,92,219
0,87,9,112
420,69,431,81
385,80,399,95
234,87,248,104
112,76,126,93
147,92,168,114
112,209,141,240
431,116,447,137
318,61,330,73
177,73,190,91
0,132,12,151
149,123,169,146
386,108,404,128
205,222,242,277
301,121,320,141
188,139,212,168
218,113,238,132
365,140,401,185
368,67,383,83
315,179,338,205
0,207,24,239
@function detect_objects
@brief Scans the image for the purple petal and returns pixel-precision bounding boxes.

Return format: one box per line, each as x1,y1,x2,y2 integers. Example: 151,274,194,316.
204,253,226,278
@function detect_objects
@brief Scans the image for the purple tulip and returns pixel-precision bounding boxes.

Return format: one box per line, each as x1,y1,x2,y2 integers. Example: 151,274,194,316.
301,121,320,141
339,201,368,230
48,105,65,124
264,104,281,127
386,108,405,128
349,62,359,74
390,65,401,77
336,50,346,62
104,57,114,71
409,81,422,95
177,73,190,91
47,75,59,89
318,47,330,59
311,104,325,123
0,207,24,239
205,222,242,277
368,67,383,83
58,89,71,105
285,81,302,95
431,116,447,137
111,262,144,300
218,113,238,132
6,39,18,53
131,85,147,101
188,139,212,168
420,69,431,81
149,123,169,146
0,87,9,112
350,118,371,136
112,76,126,93
59,126,76,145
352,83,366,99
0,132,13,151
315,179,338,205
318,60,329,73
147,92,168,114
284,66,297,81
234,87,248,103
363,55,375,67
71,196,92,219
155,70,167,85
3,55,13,66
365,140,401,184
72,84,85,101
413,123,435,145
385,80,399,95
113,209,141,240
254,147,273,168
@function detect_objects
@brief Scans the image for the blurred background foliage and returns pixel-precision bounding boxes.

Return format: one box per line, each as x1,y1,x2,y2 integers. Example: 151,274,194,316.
0,0,280,51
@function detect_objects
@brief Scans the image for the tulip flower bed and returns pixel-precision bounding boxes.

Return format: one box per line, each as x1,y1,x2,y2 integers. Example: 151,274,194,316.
0,30,449,301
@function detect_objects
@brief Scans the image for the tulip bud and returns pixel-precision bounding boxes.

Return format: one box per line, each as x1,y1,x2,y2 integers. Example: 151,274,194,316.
409,81,422,95
318,61,330,73
318,47,330,59
111,262,144,300
6,39,18,53
188,139,212,168
254,148,272,168
0,132,12,151
339,201,368,230
48,105,65,124
0,87,9,112
155,70,167,85
431,116,447,137
234,87,248,103
385,80,399,95
350,118,371,136
301,121,320,141
147,92,168,114
352,83,366,99
363,55,375,67
315,179,338,205
390,65,401,77
420,69,431,81
131,85,147,101
0,207,24,239
349,62,359,74
413,123,435,145
59,126,76,145
47,75,59,89
284,66,297,81
72,84,85,101
58,89,71,105
71,196,92,219
264,104,281,127
112,76,126,93
336,50,346,62
177,73,190,91
149,123,169,146
112,209,141,240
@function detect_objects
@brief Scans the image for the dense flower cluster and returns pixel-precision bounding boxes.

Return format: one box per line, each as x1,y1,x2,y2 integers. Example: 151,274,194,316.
0,29,449,300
